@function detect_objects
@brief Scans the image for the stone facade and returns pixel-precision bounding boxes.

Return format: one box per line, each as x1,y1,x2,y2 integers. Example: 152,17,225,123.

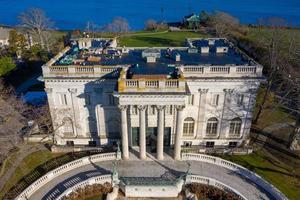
43,38,263,159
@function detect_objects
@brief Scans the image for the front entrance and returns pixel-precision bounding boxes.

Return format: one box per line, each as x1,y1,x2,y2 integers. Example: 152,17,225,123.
131,127,171,148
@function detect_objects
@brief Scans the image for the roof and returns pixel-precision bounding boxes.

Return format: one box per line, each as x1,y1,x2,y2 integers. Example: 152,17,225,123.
120,177,177,186
52,38,257,77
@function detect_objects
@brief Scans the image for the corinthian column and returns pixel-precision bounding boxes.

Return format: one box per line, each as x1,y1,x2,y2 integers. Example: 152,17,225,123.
156,105,165,160
174,105,185,160
119,105,129,160
138,105,147,160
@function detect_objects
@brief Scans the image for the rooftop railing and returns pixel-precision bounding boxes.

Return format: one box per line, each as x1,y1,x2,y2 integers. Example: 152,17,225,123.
118,78,186,93
182,65,262,78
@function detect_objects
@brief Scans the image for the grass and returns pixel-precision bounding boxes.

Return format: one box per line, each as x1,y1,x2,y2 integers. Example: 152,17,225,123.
221,148,300,200
119,30,208,47
252,87,295,129
0,150,63,199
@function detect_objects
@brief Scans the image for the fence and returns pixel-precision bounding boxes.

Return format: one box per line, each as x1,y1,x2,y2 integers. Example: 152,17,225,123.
187,175,247,200
15,152,116,200
182,153,288,200
56,174,112,200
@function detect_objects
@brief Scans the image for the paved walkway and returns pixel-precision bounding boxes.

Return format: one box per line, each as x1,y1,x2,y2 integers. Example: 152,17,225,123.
29,151,274,200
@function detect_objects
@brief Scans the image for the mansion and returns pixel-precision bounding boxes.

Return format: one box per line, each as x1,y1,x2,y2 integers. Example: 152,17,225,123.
43,37,263,160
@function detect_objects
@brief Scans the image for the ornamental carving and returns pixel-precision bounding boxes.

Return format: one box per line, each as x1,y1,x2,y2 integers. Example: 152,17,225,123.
223,89,234,94
198,89,209,94
137,105,147,111
68,88,78,94
156,105,166,111
175,105,185,111
118,105,128,111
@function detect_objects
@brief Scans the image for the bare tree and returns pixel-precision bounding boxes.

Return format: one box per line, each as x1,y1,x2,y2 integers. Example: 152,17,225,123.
18,8,53,50
209,12,240,37
104,17,130,34
253,18,289,124
145,19,158,30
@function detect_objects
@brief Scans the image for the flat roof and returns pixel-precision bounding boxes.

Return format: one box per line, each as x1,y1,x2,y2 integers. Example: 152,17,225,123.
53,38,255,76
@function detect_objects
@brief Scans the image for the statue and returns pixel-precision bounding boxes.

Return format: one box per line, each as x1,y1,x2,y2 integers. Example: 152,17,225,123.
112,161,120,187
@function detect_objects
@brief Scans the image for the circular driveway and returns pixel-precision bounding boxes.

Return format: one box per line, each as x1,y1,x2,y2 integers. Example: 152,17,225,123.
29,159,274,200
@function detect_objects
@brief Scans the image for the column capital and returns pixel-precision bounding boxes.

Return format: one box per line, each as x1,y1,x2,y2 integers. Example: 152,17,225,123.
156,105,166,111
118,105,128,111
198,89,209,94
68,88,77,94
223,89,234,94
44,88,53,93
137,105,147,111
175,105,185,111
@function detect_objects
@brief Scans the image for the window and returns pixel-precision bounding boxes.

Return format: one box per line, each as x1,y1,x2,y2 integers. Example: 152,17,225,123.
206,141,215,148
237,94,244,106
66,141,74,146
63,117,73,134
229,142,238,148
206,117,218,136
132,105,138,115
183,117,195,137
85,93,91,105
59,93,68,105
89,141,97,147
184,141,192,147
188,95,194,105
211,94,219,106
229,118,242,136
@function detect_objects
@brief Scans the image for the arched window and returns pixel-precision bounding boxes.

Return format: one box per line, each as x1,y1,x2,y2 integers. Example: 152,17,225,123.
107,118,120,139
62,117,73,134
183,117,195,137
206,117,218,136
229,118,242,136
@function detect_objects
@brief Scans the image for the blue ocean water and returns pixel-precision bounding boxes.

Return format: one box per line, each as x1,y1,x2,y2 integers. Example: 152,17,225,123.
0,0,299,30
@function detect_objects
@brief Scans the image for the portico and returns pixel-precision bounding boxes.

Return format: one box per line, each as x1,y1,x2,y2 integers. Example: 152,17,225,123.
115,94,185,160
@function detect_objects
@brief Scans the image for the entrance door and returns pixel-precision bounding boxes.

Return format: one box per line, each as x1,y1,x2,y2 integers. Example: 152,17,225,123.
147,127,157,153
131,127,139,146
164,127,171,146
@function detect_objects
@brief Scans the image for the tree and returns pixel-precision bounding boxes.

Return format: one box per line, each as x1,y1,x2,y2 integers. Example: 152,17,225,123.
208,12,240,37
18,8,53,50
8,30,27,58
104,17,130,33
0,56,16,76
253,18,289,124
145,19,158,30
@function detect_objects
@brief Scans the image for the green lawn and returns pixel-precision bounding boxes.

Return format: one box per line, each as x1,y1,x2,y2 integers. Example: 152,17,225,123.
221,148,300,200
119,30,208,47
0,150,63,199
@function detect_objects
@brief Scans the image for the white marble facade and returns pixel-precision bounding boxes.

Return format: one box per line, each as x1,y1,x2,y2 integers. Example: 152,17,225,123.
43,38,263,159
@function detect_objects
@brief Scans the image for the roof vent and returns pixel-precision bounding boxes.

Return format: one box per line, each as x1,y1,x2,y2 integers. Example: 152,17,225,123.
216,47,229,53
188,48,198,53
174,53,181,62
208,39,215,45
201,47,209,53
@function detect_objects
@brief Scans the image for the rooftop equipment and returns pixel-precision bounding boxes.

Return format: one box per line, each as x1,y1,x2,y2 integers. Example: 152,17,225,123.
216,47,229,53
188,48,198,53
208,39,215,45
201,47,209,53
